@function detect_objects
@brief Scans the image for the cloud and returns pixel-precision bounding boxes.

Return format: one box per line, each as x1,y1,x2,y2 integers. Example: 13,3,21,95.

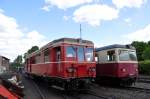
124,18,133,26
41,5,51,12
42,0,93,11
0,10,47,61
63,15,71,21
112,0,146,9
123,24,150,42
0,9,4,13
73,4,119,26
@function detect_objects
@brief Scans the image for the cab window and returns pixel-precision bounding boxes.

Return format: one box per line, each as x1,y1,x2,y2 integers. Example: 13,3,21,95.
77,46,84,61
66,46,76,57
85,48,94,62
107,50,115,61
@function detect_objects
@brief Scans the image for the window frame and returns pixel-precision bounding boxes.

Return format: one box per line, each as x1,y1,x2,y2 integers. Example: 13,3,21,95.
85,47,94,62
44,48,50,63
77,46,85,62
66,46,76,58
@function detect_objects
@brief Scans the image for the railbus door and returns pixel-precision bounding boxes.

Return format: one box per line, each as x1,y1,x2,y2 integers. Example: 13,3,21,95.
56,47,61,76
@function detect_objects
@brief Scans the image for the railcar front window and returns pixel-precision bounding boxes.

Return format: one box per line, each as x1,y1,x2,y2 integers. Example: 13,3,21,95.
107,50,116,61
77,46,84,61
119,50,137,61
85,48,93,62
129,51,137,61
66,46,76,57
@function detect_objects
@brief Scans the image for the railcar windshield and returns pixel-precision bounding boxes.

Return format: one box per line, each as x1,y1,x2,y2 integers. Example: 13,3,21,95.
118,49,137,61
66,46,94,62
66,46,76,57
85,48,94,62
77,46,84,61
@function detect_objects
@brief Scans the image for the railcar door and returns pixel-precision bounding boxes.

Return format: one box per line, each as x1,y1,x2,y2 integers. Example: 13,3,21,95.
56,47,61,76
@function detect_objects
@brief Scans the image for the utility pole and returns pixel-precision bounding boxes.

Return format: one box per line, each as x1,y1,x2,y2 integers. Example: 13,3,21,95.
79,24,82,43
80,24,82,40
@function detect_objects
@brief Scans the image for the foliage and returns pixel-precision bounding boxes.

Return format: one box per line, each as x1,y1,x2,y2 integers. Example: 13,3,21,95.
10,55,23,71
139,60,150,75
27,46,39,54
131,41,147,61
10,46,39,71
23,46,39,60
142,46,150,60
14,55,23,64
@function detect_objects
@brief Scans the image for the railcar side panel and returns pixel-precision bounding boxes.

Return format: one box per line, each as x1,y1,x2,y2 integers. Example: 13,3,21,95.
96,63,118,77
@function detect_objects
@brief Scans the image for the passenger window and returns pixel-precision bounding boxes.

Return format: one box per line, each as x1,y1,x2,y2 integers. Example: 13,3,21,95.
107,50,115,61
44,49,50,62
35,54,41,63
30,57,35,64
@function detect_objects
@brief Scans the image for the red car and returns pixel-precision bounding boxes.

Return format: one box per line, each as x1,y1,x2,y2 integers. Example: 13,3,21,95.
25,38,96,90
95,44,138,86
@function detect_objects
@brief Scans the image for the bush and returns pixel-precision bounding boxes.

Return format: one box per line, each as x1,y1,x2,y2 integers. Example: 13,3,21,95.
139,60,150,75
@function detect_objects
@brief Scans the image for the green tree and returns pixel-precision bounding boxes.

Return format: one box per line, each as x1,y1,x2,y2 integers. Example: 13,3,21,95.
131,41,147,61
148,41,150,45
142,46,150,60
14,55,23,64
23,46,39,60
11,55,23,70
27,46,39,54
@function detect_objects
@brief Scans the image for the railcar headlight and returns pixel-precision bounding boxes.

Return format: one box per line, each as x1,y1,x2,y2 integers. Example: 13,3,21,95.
89,67,96,72
92,67,96,72
121,68,126,72
67,67,75,73
135,68,138,72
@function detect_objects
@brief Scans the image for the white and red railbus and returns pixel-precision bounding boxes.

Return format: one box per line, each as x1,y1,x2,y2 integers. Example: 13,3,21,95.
95,44,138,86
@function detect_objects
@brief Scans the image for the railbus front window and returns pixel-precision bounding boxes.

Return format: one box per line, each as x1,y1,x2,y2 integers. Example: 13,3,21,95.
119,50,137,61
119,50,129,61
85,48,94,62
107,50,116,61
77,46,84,61
66,46,76,57
129,51,137,61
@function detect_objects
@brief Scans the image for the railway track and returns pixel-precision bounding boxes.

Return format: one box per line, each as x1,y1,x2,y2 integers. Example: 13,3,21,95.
30,79,46,99
124,86,150,93
60,88,114,99
137,78,150,83
83,89,115,99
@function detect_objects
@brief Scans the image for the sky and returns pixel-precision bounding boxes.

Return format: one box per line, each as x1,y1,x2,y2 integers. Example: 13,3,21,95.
0,0,150,61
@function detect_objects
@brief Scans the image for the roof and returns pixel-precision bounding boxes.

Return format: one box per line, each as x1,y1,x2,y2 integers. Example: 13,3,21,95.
0,56,9,60
42,38,93,48
95,44,135,52
26,38,94,58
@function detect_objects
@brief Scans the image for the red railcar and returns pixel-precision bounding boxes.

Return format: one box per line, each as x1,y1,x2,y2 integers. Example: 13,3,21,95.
95,44,138,86
25,38,95,90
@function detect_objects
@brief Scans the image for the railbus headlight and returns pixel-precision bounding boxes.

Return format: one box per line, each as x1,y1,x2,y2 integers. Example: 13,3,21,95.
121,68,126,72
67,67,75,73
89,67,96,72
135,68,138,72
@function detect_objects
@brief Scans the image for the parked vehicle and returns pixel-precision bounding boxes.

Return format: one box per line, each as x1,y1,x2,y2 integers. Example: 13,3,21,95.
25,38,96,90
95,44,138,86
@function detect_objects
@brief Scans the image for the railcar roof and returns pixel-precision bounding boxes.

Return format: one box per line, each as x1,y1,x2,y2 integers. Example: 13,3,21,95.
26,38,93,58
95,44,135,52
44,37,93,46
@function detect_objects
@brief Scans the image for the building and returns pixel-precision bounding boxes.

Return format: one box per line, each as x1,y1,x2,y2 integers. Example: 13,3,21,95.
0,55,10,74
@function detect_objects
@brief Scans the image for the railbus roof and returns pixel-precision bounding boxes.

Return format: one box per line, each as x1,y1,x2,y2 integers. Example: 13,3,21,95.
95,44,135,52
26,38,94,59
